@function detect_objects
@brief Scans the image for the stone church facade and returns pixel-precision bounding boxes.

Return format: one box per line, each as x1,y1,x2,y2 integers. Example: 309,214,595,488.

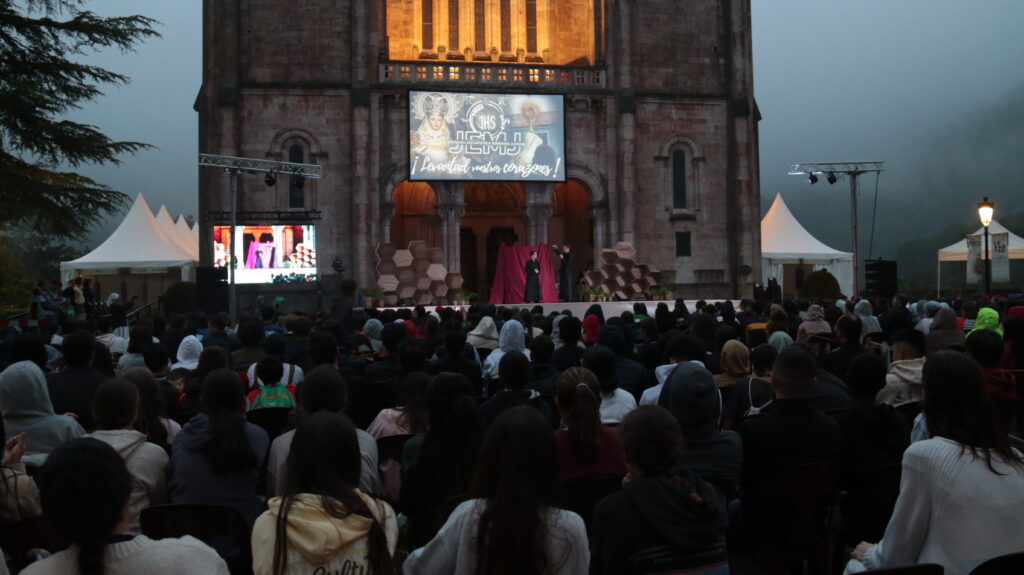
197,0,761,301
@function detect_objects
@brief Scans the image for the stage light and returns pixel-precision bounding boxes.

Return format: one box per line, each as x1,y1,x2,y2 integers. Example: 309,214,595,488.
808,173,818,184
827,172,837,185
264,173,276,187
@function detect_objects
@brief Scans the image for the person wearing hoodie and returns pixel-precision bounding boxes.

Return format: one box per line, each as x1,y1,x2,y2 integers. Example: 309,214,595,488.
926,306,966,352
362,318,385,355
876,329,927,409
657,359,743,498
251,411,396,575
0,360,86,467
481,319,531,383
87,379,168,530
553,367,627,482
796,304,832,343
854,299,883,343
169,368,269,527
965,329,1019,434
465,316,499,361
967,307,1003,338
590,405,729,575
641,335,706,406
480,352,554,427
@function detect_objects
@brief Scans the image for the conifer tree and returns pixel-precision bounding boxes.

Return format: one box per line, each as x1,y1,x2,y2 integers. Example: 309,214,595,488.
0,0,159,237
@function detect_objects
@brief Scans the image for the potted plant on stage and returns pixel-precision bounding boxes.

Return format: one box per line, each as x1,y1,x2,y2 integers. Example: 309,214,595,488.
452,289,477,305
649,285,668,300
362,287,385,308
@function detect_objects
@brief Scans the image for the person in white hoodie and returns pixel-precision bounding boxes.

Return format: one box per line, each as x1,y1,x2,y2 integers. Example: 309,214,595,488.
251,411,396,575
875,329,926,408
640,335,707,406
87,379,168,530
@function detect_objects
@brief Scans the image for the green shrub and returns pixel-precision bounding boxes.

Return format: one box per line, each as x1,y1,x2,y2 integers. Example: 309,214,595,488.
798,269,842,300
162,281,198,316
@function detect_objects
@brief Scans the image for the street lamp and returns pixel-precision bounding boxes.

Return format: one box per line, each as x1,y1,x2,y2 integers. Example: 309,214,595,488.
978,197,994,295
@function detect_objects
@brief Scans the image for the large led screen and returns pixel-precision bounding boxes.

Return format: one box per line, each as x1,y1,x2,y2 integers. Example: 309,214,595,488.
212,225,317,283
408,91,565,182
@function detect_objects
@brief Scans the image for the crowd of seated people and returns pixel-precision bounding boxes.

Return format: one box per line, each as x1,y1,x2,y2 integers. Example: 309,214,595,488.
0,288,1023,574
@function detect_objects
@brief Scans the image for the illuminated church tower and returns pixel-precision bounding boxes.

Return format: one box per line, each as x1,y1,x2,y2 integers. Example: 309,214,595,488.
197,0,760,301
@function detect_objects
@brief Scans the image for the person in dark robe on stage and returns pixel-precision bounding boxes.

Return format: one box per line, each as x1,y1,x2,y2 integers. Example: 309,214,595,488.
553,244,573,302
524,251,541,303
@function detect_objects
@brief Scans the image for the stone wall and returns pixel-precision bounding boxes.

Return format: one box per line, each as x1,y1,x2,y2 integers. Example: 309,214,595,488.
199,0,761,301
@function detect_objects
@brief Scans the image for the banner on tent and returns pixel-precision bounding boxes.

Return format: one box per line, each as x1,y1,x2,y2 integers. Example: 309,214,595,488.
966,234,982,285
992,232,1009,284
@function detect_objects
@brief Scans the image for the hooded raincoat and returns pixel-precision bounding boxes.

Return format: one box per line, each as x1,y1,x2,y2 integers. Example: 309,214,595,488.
0,361,85,467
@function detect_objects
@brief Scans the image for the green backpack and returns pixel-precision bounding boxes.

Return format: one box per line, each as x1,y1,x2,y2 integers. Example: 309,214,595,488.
250,383,295,410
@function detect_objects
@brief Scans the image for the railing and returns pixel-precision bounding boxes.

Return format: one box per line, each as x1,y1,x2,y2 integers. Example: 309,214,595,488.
127,297,163,325
380,61,605,89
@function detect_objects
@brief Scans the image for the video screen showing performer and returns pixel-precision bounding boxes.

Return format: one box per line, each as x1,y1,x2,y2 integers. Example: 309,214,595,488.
212,225,318,283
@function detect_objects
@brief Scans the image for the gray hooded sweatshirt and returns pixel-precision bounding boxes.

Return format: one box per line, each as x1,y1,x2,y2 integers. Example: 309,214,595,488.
0,361,85,467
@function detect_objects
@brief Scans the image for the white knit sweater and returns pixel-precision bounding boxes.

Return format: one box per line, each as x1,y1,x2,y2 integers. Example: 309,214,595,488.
404,499,589,574
861,438,1024,575
21,535,229,575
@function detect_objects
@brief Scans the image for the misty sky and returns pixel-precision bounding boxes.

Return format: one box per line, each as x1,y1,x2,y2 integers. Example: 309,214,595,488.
67,1,1024,262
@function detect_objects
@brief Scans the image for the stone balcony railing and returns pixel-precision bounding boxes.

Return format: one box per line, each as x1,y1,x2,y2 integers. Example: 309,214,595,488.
379,61,605,90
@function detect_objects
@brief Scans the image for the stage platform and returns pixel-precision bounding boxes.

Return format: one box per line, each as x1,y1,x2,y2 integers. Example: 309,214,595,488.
372,300,738,318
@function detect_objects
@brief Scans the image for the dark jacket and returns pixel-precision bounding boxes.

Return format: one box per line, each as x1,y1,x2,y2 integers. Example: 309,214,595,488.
528,362,561,397
480,389,556,428
168,412,269,527
736,399,842,539
658,362,743,498
46,366,107,432
551,343,585,372
590,473,728,575
428,355,484,397
820,343,867,381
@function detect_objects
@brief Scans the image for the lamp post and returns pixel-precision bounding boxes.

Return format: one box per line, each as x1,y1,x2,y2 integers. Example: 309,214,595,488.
978,197,994,295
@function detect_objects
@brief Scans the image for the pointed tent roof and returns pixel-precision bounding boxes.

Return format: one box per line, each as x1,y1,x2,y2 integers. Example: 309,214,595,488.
174,214,199,259
761,193,852,261
156,205,198,260
937,220,1024,262
60,194,196,281
191,221,199,242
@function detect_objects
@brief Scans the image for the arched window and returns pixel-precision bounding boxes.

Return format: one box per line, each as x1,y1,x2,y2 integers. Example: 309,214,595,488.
288,144,305,209
672,149,687,210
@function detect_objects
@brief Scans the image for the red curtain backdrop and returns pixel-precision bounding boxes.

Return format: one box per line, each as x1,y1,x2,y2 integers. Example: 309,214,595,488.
489,242,558,304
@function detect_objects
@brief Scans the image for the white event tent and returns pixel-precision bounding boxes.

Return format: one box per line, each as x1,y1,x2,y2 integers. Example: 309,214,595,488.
60,194,198,284
935,220,1024,291
761,193,854,297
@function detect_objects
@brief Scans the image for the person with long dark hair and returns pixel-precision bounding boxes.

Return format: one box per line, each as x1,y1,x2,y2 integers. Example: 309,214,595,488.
847,351,1024,574
22,438,228,575
251,412,396,575
554,367,626,482
122,367,177,452
404,406,589,574
368,371,431,501
590,405,728,574
400,372,485,548
87,379,168,531
169,368,269,527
